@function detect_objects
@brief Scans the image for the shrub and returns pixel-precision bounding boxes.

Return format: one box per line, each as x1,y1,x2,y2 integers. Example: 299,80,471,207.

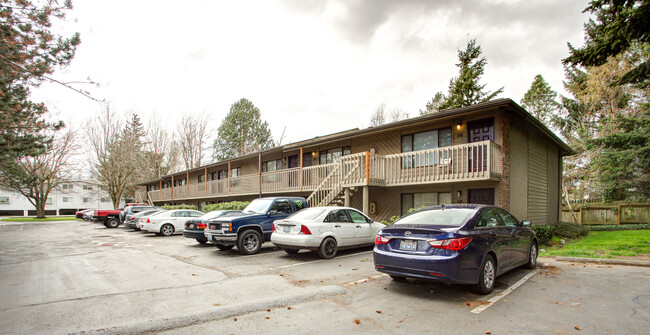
552,221,589,239
587,223,650,231
203,201,250,212
532,225,555,245
162,204,197,210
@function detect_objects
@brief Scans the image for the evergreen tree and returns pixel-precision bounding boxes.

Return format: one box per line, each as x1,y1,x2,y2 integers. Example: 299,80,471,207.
420,92,446,115
564,0,649,87
520,75,559,127
213,98,274,161
439,39,503,111
0,0,80,170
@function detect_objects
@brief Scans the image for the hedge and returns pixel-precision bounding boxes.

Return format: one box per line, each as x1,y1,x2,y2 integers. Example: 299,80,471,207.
162,204,197,210
532,222,589,245
203,201,250,212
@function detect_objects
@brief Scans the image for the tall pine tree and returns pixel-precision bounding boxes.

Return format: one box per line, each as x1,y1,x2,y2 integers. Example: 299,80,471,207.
520,75,559,127
213,98,274,161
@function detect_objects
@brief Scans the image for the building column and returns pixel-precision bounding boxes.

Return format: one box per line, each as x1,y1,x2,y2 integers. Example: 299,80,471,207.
344,188,350,207
362,186,369,215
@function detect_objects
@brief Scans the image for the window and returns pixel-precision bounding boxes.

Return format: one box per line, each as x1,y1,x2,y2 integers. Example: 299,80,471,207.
63,197,73,203
82,185,93,190
476,209,502,228
0,197,9,204
401,192,453,215
83,198,92,203
100,198,110,203
230,168,241,177
348,210,370,223
326,209,351,223
401,128,452,167
46,197,53,205
270,199,293,215
262,159,283,172
496,209,519,227
62,184,74,190
198,175,205,183
319,146,351,165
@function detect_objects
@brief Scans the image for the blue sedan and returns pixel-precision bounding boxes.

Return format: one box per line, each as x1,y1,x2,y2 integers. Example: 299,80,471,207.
373,204,538,294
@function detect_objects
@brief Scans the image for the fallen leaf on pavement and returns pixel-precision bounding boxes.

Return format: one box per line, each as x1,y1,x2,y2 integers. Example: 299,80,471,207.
574,326,580,330
355,319,360,324
376,310,381,313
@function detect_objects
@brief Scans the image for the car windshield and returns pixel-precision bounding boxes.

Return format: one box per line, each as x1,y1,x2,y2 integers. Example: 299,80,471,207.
285,208,325,221
395,208,475,227
242,199,273,214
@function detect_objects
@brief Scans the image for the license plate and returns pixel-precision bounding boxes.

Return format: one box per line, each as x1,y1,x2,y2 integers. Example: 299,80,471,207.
189,224,194,229
399,240,417,251
283,227,290,233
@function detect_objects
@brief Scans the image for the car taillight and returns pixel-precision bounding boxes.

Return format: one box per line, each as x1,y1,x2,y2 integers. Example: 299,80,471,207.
299,225,311,235
197,223,207,229
146,218,150,223
272,224,276,232
428,237,473,251
375,235,390,244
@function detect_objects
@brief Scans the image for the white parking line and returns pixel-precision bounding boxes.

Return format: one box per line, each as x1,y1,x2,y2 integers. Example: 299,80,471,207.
343,274,388,286
274,250,373,269
471,269,539,314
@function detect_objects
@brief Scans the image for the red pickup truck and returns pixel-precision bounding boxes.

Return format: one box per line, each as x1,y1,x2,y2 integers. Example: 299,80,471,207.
93,209,123,228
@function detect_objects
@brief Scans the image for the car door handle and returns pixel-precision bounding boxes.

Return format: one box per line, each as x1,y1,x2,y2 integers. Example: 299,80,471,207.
335,225,341,228
356,225,362,228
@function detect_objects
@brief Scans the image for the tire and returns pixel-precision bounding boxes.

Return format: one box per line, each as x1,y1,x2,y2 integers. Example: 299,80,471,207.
160,224,174,236
237,230,262,255
524,241,538,269
106,218,119,228
134,227,141,231
472,254,496,295
215,244,234,251
390,275,407,282
317,237,337,259
196,238,208,245
283,248,299,255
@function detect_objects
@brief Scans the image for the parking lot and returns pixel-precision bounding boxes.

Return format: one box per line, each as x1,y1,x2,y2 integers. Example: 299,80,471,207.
1,220,648,334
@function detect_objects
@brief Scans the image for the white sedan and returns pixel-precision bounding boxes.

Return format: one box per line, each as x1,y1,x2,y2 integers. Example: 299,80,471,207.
271,207,385,259
140,209,204,236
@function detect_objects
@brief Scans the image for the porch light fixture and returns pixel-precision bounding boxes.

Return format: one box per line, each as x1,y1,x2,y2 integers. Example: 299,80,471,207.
456,122,462,130
457,191,462,197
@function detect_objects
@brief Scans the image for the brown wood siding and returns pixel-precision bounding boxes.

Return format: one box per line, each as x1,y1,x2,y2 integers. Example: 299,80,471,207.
547,145,559,224
349,187,400,222
240,157,259,175
349,130,401,155
510,123,528,220
528,130,548,225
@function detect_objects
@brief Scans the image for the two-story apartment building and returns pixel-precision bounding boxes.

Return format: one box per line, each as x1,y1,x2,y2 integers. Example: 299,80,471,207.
138,99,574,225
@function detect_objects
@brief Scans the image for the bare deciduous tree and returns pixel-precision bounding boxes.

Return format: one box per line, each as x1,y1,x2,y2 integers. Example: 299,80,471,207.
143,118,180,179
0,128,77,218
87,107,139,209
177,113,209,169
370,103,386,127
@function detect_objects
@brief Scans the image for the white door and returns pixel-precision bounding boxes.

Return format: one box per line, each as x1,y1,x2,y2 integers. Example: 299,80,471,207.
347,209,375,245
328,209,355,247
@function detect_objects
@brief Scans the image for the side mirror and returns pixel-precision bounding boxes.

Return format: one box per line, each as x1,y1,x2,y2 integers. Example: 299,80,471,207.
268,210,278,216
521,220,531,227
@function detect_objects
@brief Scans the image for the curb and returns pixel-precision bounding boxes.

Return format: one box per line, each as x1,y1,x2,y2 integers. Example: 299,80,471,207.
555,256,650,267
76,285,347,335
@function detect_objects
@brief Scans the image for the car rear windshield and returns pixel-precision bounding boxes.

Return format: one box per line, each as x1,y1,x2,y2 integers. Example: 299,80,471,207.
285,208,325,221
396,208,475,227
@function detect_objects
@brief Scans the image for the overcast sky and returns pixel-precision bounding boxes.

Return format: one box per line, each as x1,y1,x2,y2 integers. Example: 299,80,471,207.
32,0,589,149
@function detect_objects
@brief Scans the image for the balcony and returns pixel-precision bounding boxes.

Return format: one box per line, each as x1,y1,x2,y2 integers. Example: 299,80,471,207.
147,140,501,203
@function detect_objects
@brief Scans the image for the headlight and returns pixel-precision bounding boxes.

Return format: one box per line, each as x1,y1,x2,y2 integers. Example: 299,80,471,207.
223,222,232,231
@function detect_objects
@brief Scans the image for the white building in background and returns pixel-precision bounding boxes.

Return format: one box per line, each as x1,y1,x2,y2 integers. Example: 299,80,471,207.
0,181,122,216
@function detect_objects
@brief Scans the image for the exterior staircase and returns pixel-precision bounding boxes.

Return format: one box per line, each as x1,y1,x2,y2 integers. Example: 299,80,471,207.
306,159,361,207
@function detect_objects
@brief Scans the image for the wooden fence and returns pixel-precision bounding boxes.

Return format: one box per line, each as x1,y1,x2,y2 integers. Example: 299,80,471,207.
561,205,650,225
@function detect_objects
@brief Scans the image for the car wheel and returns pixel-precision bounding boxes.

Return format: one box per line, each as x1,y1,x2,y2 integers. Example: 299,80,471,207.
524,242,538,269
160,224,174,236
317,237,337,259
389,275,407,282
215,244,234,251
106,218,119,228
472,254,496,295
134,227,141,231
237,230,262,255
283,248,299,255
196,238,208,245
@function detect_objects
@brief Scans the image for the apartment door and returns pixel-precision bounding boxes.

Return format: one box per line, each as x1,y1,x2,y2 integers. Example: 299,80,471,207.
468,118,494,172
288,155,299,187
302,153,312,187
468,188,495,205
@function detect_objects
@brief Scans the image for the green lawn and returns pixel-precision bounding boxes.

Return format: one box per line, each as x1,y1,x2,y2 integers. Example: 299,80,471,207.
540,230,650,259
0,216,78,222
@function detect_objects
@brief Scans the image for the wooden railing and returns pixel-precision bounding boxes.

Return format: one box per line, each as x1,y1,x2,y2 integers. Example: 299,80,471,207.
381,140,500,186
146,141,501,203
